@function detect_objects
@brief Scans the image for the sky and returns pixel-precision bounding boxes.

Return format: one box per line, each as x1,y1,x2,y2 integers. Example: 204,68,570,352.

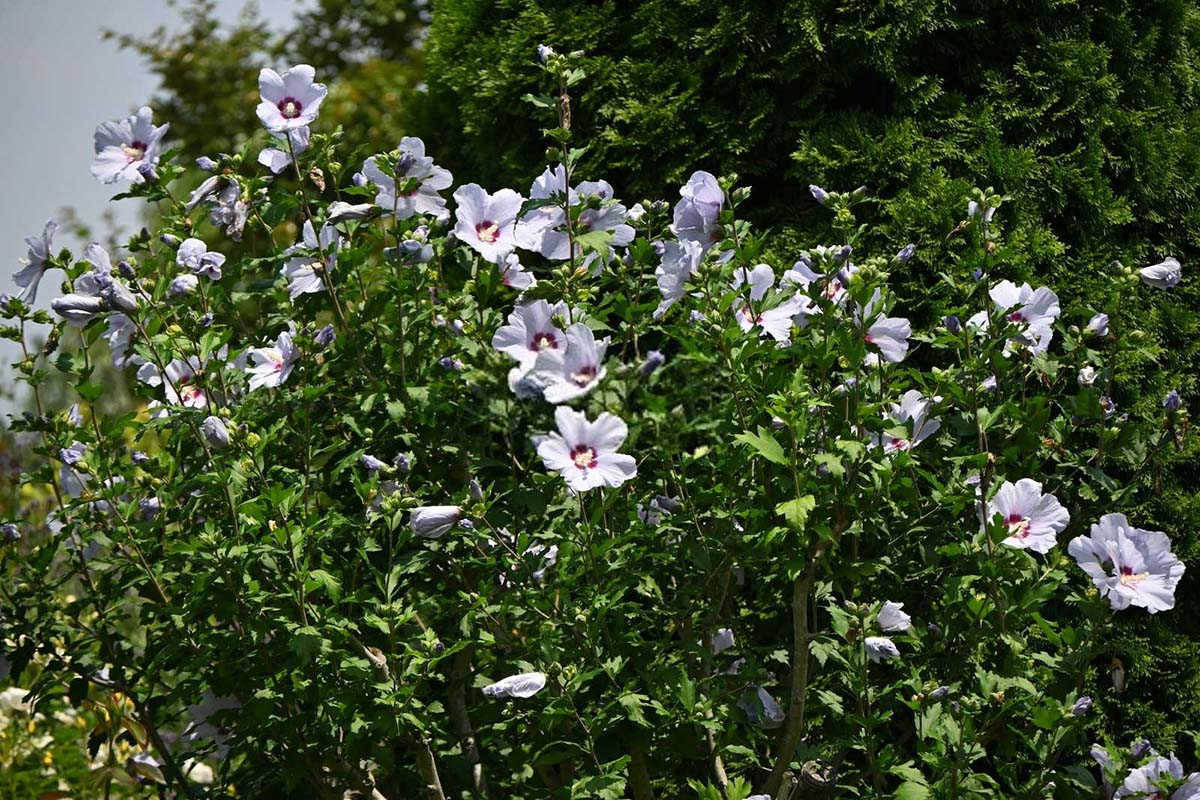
0,0,299,415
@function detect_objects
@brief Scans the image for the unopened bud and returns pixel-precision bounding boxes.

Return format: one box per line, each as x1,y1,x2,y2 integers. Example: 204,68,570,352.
200,415,231,449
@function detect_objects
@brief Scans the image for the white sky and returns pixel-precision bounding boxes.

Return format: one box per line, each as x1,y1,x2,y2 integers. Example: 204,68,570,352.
0,0,300,415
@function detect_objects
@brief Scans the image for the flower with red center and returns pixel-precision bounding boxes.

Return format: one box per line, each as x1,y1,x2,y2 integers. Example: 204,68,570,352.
532,322,609,404
858,288,911,364
967,280,1061,355
136,356,210,409
536,407,636,492
280,220,340,301
91,106,169,184
256,65,327,133
986,478,1070,554
453,183,525,262
492,299,568,372
1068,513,1184,614
244,331,299,391
871,390,941,455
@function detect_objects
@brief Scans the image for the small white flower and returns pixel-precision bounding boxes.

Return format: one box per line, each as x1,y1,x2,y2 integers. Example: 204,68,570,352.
91,106,168,184
409,505,462,539
1139,257,1182,289
877,601,911,633
968,280,1061,355
536,406,636,492
256,65,327,133
738,686,785,729
482,671,546,699
1078,365,1098,386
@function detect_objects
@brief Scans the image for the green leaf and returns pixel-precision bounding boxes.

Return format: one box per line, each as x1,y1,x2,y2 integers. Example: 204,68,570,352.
776,495,815,530
734,427,789,466
894,781,930,799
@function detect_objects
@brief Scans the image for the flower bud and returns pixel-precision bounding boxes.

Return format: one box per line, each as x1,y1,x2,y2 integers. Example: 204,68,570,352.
928,685,950,701
314,324,336,347
469,479,484,503
160,233,182,247
1131,740,1152,759
438,356,464,372
195,156,219,172
393,453,411,472
200,415,231,449
199,313,214,328
351,171,368,187
360,454,388,471
537,44,556,64
1,523,20,544
1078,366,1097,387
409,505,462,538
1085,313,1109,337
168,274,199,298
139,497,161,521
326,201,375,223
894,243,916,263
118,260,136,279
52,294,105,325
808,185,828,204
131,451,149,465
1163,390,1182,413
101,280,138,314
1071,695,1093,716
638,350,665,376
943,315,961,334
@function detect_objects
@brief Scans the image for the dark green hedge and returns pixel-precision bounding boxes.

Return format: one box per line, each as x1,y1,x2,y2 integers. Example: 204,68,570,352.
417,0,1200,751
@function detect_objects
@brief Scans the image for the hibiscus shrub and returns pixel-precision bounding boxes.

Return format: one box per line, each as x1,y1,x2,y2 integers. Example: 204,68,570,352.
1,53,1196,799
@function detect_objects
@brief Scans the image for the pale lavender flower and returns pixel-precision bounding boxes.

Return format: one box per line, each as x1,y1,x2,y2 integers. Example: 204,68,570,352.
537,44,555,63
968,280,1061,355
482,672,546,699
91,106,168,184
738,686,785,729
363,137,454,222
103,313,135,368
877,601,911,632
653,238,704,319
176,238,226,281
196,156,219,172
871,390,941,454
409,505,462,538
360,454,388,471
536,407,636,492
498,253,536,290
1086,313,1109,337
200,416,231,449
895,243,916,263
256,65,327,133
211,183,249,240
1115,753,1184,798
532,322,608,403
860,289,911,363
943,315,962,334
1139,257,1182,289
1071,696,1093,716
492,299,568,371
1163,390,1182,413
13,219,57,303
257,126,310,174
809,185,828,204
280,220,339,301
1068,514,1184,614
672,170,724,252
987,479,1070,554
865,636,901,663
453,183,524,261
244,331,299,391
168,274,199,298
